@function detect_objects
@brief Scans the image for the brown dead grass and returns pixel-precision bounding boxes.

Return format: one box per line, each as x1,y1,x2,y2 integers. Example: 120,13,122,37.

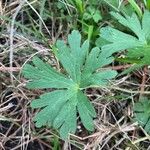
1,0,150,150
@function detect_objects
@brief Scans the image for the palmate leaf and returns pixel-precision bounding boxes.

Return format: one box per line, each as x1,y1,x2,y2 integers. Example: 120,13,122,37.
134,98,150,133
98,10,150,68
22,30,117,139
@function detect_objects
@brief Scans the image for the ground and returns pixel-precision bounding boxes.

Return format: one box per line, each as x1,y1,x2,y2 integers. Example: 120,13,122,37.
1,0,150,150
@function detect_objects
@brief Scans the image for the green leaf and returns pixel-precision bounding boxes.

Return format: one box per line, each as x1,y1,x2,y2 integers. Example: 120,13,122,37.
56,30,89,83
126,46,150,65
22,30,117,139
74,0,84,14
134,98,150,133
145,0,150,10
31,90,75,127
110,11,145,42
77,91,96,131
128,0,142,18
93,10,102,23
100,27,143,56
83,7,102,23
22,57,74,89
118,64,143,76
98,10,150,71
88,70,118,86
80,47,116,87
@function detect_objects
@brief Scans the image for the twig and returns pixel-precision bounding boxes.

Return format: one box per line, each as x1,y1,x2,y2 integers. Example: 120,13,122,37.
108,86,150,94
0,67,21,72
9,0,25,84
139,66,148,98
107,64,132,70
0,1,3,15
24,0,51,36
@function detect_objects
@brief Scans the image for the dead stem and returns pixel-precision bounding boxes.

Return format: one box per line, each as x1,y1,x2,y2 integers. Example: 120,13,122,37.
139,66,148,98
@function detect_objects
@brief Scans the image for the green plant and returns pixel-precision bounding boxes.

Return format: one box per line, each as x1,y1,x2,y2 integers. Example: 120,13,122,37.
143,0,150,10
83,6,102,23
56,0,102,40
22,30,117,139
97,10,150,72
102,0,120,11
102,0,136,16
72,0,84,15
128,0,142,18
134,98,150,133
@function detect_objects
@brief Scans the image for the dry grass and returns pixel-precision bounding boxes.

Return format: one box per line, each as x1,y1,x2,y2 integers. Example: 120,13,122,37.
1,0,150,150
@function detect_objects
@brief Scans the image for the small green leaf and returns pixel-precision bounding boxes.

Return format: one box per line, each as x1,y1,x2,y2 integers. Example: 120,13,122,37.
93,10,102,23
119,64,143,76
134,98,150,133
83,7,102,23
